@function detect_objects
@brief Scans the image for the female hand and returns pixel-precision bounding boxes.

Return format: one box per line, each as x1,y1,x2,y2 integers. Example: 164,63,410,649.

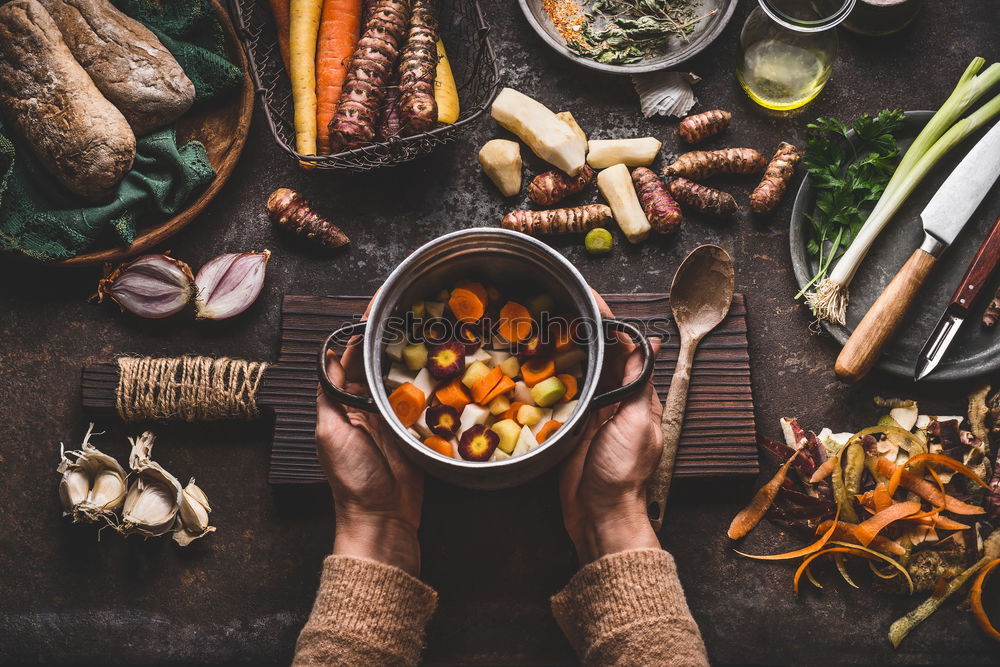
316,333,424,575
559,293,663,564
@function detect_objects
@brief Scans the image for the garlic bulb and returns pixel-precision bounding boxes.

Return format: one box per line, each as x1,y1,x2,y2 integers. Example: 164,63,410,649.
118,431,183,537
173,478,216,546
56,423,128,524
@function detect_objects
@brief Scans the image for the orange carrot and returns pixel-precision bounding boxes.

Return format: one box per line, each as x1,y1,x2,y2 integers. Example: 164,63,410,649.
521,358,555,387
502,401,526,422
814,520,906,556
535,420,562,444
853,501,920,547
727,451,799,540
557,374,577,401
470,366,503,404
875,458,985,515
449,287,486,323
480,376,515,405
268,0,292,72
499,301,533,343
315,0,363,154
455,281,488,305
388,382,425,427
423,435,454,458
435,379,470,411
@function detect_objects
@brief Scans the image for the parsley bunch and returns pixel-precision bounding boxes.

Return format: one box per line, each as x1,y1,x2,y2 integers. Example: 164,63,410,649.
797,110,906,297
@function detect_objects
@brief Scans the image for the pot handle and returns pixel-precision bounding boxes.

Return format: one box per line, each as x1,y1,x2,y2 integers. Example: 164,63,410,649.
590,319,656,409
317,321,378,412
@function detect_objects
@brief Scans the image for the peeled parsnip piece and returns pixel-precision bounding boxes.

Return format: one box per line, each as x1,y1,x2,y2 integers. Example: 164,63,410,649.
478,139,522,197
597,163,651,244
491,88,586,176
557,111,588,153
587,137,662,169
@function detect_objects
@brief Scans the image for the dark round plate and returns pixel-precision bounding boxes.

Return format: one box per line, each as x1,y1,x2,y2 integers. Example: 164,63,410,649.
790,110,1000,383
517,0,737,75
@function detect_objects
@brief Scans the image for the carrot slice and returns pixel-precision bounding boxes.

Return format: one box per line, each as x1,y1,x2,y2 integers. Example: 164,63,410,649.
886,452,990,496
557,374,577,401
535,420,562,444
736,503,841,561
435,379,470,411
499,301,533,343
455,281,488,305
502,401,526,422
423,435,454,458
853,501,921,547
727,450,800,540
521,358,556,387
449,288,486,323
815,520,906,556
875,457,985,515
480,375,515,405
388,382,426,427
470,366,503,404
970,558,1000,642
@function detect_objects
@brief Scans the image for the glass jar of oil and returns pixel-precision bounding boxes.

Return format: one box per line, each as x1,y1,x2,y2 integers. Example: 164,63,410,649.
737,0,856,111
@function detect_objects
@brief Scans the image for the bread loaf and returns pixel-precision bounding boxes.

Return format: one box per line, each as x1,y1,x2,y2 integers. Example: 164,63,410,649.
39,0,196,135
0,0,135,201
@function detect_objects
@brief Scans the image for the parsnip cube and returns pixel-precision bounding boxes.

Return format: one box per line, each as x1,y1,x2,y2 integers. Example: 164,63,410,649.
413,368,436,399
386,363,416,389
529,409,553,436
557,111,588,153
459,403,491,435
478,139,522,197
465,348,493,365
552,400,578,423
491,88,586,176
486,350,512,366
597,163,652,244
512,380,533,405
587,138,662,169
512,425,536,456
384,339,406,361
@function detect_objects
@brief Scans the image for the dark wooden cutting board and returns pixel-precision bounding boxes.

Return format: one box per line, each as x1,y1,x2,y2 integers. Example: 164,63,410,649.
261,293,758,484
82,293,758,483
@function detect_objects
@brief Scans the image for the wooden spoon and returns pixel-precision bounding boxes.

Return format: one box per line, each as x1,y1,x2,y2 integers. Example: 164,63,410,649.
648,245,735,531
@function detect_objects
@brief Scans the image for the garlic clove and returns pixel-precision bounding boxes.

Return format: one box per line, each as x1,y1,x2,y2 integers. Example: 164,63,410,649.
96,254,195,318
56,423,128,524
59,469,90,513
174,478,214,546
118,432,183,537
193,250,270,320
88,469,127,510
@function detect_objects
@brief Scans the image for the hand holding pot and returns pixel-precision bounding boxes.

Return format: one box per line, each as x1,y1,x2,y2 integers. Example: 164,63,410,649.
559,294,663,564
317,333,424,576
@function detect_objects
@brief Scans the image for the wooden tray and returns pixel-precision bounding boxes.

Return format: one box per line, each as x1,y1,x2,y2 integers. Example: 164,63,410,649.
55,0,254,268
263,293,758,484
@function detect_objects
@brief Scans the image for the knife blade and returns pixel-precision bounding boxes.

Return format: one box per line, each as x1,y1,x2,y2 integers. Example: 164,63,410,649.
835,119,1000,383
914,213,1000,380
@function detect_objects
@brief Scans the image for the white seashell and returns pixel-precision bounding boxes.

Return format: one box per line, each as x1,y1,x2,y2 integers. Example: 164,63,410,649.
631,71,701,118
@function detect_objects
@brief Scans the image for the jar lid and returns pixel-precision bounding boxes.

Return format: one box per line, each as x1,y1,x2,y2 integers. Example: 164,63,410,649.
759,0,857,32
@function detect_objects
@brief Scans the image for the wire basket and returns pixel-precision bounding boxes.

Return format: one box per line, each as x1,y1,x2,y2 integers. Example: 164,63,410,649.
229,0,501,171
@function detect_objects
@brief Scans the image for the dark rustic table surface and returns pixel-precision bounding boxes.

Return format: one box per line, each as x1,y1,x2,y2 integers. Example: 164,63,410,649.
2,1,998,664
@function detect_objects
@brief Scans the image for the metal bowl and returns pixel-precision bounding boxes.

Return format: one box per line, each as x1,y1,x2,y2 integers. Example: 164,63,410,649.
318,228,653,489
518,0,738,74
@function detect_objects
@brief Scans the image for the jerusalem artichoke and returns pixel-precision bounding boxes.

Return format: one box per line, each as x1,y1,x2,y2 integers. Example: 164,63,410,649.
501,205,612,236
491,88,586,176
266,188,350,248
398,0,439,135
984,287,1000,327
527,165,595,206
631,167,682,235
662,148,765,180
328,0,410,150
479,139,522,197
556,111,588,152
668,178,736,216
587,138,661,169
678,109,731,144
597,163,651,244
749,142,801,214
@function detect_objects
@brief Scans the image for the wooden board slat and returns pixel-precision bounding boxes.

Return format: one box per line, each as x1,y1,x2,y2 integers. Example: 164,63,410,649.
264,293,758,484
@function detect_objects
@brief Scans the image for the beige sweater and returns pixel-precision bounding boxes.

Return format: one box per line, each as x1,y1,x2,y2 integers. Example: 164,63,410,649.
294,548,707,666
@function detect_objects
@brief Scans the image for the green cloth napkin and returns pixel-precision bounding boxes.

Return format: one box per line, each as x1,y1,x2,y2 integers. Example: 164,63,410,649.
0,0,244,262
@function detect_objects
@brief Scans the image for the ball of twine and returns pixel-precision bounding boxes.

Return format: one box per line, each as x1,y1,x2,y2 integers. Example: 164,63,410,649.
116,356,268,422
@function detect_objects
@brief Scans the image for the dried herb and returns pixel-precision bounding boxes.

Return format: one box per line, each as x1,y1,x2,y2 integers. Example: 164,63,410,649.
567,0,705,65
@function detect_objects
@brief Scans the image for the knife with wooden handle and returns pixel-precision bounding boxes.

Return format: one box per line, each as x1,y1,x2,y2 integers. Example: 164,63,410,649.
835,119,1000,383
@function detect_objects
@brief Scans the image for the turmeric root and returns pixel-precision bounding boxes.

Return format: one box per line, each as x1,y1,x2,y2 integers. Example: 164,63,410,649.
501,205,612,236
749,142,801,213
398,0,438,135
668,178,736,216
632,167,682,235
328,0,410,150
984,287,1000,327
266,188,350,248
527,165,595,206
662,148,765,180
678,110,731,144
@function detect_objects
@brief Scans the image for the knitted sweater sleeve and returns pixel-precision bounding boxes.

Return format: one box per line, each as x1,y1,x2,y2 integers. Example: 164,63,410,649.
293,555,438,667
551,548,708,666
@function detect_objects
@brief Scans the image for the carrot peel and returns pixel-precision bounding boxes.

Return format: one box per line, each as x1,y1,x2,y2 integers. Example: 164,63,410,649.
735,502,840,561
727,450,800,540
970,558,1000,642
853,501,920,547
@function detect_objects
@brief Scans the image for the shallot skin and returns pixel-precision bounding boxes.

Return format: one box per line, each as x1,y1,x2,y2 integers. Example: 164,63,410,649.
193,250,271,320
